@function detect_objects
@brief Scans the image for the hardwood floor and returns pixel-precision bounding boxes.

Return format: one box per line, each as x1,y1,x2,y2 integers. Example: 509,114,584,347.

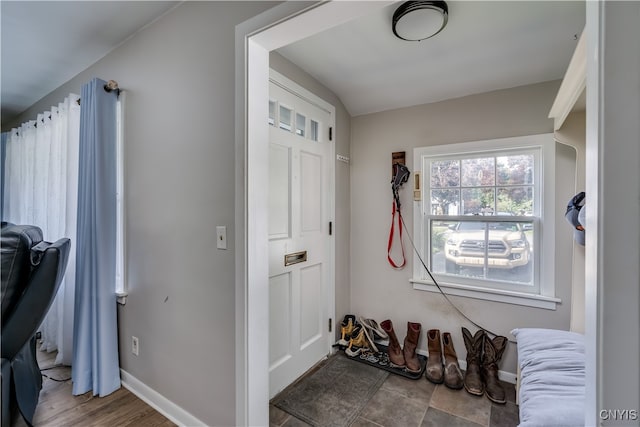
13,345,176,426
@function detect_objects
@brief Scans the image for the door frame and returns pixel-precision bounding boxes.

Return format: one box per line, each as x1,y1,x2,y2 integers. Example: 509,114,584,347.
235,2,395,424
234,2,395,425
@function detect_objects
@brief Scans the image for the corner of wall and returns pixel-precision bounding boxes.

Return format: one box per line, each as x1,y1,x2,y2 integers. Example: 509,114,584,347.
554,111,586,333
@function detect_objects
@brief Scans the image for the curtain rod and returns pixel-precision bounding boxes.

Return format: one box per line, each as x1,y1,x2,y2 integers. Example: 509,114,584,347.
12,80,121,132
76,80,120,105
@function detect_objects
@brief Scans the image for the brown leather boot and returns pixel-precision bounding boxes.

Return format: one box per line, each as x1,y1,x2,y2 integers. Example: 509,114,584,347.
403,322,421,373
425,329,444,384
482,335,508,404
380,319,405,368
442,332,463,389
462,327,485,396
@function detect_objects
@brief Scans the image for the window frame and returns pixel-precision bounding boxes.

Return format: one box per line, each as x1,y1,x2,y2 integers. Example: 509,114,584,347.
411,134,560,310
115,94,127,303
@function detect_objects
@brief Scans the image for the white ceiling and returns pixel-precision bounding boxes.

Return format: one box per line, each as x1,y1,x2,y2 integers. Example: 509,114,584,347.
1,1,180,125
1,1,585,126
278,1,586,116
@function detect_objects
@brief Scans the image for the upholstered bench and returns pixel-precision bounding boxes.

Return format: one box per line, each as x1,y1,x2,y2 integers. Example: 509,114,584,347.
512,328,585,427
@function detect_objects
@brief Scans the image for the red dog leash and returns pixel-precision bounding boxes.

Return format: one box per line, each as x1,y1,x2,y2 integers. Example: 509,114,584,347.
387,200,406,268
388,163,410,269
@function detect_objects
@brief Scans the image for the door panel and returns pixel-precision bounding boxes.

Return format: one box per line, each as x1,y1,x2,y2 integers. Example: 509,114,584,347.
269,272,292,369
300,151,322,232
268,143,291,239
268,74,333,398
299,263,322,348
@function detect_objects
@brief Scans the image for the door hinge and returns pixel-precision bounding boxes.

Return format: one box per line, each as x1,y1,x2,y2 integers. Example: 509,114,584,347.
328,318,332,333
329,127,333,141
329,221,333,236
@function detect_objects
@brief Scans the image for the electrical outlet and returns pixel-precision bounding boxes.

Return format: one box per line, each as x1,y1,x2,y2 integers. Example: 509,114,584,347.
132,336,139,356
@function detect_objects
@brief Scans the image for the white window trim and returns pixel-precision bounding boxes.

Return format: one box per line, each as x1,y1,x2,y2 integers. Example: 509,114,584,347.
412,133,559,310
115,93,127,305
410,280,561,310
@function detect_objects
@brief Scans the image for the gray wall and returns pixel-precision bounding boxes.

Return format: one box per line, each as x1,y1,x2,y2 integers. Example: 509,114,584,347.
8,3,356,424
269,52,352,339
349,80,577,375
8,3,278,425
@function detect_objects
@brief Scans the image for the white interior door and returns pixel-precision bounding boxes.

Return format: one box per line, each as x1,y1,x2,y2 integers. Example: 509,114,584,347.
268,71,334,398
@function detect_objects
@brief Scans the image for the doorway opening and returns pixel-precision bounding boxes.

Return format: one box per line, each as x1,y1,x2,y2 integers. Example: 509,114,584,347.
235,3,393,425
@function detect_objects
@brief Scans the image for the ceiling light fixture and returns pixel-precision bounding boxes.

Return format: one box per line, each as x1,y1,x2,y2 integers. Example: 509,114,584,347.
392,1,448,42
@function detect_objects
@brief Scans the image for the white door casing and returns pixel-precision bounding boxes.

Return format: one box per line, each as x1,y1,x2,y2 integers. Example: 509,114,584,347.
235,3,398,425
268,70,335,398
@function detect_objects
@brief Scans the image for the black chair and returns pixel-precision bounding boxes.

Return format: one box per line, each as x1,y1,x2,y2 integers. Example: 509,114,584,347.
1,223,71,427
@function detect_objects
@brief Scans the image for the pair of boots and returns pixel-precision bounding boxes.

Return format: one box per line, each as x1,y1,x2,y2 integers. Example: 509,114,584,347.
425,329,464,389
380,320,421,373
461,327,508,404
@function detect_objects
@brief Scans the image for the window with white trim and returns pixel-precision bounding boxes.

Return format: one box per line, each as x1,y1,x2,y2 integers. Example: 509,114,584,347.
412,134,560,309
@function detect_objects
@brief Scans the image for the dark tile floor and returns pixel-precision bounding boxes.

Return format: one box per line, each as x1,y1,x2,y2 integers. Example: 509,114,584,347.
270,355,519,427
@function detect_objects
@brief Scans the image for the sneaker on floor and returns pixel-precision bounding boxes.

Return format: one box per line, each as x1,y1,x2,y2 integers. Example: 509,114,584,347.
346,325,370,357
359,317,389,341
359,321,379,353
337,314,356,347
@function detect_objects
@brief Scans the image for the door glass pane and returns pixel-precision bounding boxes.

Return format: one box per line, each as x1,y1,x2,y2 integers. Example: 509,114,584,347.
296,113,306,137
269,100,276,126
279,106,292,132
310,120,319,141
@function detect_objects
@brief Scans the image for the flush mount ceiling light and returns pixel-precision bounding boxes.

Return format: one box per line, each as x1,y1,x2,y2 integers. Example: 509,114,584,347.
392,1,448,41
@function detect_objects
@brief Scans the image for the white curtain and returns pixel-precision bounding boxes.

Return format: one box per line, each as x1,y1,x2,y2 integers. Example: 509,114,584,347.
3,94,80,365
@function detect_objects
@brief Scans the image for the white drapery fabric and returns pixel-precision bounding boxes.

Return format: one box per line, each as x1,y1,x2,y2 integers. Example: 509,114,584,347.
3,94,80,365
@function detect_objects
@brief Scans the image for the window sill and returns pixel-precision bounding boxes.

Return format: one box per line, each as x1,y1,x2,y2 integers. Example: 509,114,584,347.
410,278,560,310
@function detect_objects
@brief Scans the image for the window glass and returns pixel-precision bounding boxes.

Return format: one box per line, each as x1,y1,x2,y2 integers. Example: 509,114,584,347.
497,154,534,185
420,144,543,295
430,189,459,215
430,159,459,188
296,113,306,137
461,188,495,215
431,219,534,285
269,100,275,126
461,157,495,187
279,105,292,131
310,120,319,141
497,186,534,216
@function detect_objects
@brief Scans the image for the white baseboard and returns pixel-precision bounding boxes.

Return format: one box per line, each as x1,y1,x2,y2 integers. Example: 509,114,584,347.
415,348,517,384
120,369,207,427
